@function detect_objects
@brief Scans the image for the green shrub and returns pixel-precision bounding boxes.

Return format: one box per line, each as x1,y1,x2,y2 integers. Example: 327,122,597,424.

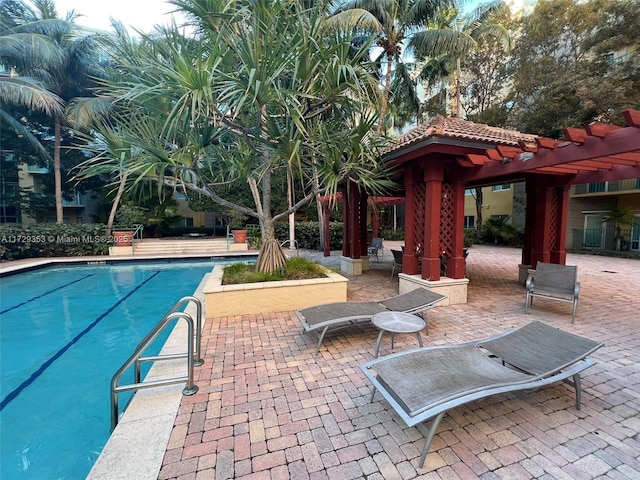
273,221,343,250
0,224,110,261
464,229,478,247
479,217,523,246
380,228,404,241
222,256,327,284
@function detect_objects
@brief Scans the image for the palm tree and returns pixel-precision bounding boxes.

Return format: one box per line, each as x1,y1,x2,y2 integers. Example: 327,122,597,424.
331,0,460,133
79,0,392,272
412,0,511,118
0,0,102,224
0,0,64,163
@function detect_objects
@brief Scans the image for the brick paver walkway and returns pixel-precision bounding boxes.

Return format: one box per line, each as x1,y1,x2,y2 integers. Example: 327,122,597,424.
160,244,640,479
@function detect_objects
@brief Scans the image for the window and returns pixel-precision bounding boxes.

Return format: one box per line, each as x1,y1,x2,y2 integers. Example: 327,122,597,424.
464,216,475,229
583,214,605,248
0,206,19,223
492,184,511,191
183,217,194,227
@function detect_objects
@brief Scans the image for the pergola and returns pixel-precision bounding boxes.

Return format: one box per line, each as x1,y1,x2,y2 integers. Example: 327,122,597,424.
336,109,640,303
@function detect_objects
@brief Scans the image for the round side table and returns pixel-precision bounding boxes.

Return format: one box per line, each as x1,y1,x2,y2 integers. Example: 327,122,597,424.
371,311,426,358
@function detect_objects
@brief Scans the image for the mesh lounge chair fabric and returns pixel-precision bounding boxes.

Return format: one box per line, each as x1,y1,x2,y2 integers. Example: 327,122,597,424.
361,321,603,468
525,262,580,323
296,288,446,353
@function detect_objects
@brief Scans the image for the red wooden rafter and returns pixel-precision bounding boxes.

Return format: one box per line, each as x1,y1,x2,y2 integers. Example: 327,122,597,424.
463,108,640,183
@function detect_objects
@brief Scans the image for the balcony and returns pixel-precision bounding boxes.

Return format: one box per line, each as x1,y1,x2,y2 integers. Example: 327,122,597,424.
62,193,85,207
571,228,640,253
573,179,640,196
26,164,50,174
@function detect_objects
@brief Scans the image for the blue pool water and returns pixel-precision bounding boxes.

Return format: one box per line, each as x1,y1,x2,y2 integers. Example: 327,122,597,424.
0,260,235,479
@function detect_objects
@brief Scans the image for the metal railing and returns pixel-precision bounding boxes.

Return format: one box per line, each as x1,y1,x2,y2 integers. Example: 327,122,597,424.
280,239,299,255
110,296,204,430
573,179,640,195
571,228,640,253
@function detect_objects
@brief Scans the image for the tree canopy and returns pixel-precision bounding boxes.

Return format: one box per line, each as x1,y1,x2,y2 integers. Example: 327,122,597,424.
77,0,394,272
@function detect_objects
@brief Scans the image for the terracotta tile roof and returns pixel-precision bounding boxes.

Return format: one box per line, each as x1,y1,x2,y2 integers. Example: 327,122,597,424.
386,116,537,155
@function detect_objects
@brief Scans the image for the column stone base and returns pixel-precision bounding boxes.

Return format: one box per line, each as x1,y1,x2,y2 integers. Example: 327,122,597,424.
518,264,532,284
340,256,367,276
398,274,469,305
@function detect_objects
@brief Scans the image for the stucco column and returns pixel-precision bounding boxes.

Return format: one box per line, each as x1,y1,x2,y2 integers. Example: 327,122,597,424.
323,201,331,257
529,180,555,268
422,166,444,281
371,208,380,239
347,184,363,259
359,191,368,258
403,166,419,274
522,179,537,267
550,185,570,264
341,184,349,258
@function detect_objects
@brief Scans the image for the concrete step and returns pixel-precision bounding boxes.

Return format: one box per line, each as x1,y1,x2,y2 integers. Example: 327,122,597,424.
129,238,248,255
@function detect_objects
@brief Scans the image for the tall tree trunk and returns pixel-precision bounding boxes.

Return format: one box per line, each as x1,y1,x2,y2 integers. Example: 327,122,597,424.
312,164,325,251
475,187,483,233
54,116,63,224
253,138,286,273
287,170,295,248
377,57,394,134
454,58,463,118
107,172,129,237
316,195,325,251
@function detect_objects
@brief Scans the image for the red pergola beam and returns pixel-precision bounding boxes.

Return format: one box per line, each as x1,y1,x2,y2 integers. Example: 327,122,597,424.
465,153,490,165
609,153,640,164
462,126,640,182
586,122,622,138
534,166,581,174
496,145,524,158
573,164,640,184
569,161,608,171
623,109,640,127
535,137,558,149
564,128,588,143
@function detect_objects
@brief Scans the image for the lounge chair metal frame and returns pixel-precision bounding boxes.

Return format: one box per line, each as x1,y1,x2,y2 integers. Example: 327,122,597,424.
361,321,603,468
525,262,580,323
295,288,447,353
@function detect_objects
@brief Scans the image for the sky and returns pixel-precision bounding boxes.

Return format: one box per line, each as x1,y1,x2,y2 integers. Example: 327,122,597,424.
52,0,182,34
51,0,537,35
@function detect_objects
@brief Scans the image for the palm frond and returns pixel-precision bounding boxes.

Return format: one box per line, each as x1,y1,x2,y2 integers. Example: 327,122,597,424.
66,96,114,129
0,32,65,68
0,108,54,162
0,75,64,115
410,28,475,58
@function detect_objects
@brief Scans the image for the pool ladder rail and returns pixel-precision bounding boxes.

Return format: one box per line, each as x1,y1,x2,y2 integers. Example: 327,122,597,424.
110,296,204,430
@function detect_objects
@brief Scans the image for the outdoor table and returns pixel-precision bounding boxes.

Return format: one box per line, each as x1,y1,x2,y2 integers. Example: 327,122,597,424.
372,311,426,358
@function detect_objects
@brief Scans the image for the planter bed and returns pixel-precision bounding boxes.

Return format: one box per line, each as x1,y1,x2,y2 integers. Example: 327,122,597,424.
203,265,348,317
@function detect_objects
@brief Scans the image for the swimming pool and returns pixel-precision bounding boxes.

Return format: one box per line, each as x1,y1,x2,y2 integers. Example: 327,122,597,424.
0,259,240,479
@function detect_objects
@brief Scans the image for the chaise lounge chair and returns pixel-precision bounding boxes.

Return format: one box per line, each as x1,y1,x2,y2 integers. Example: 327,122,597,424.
295,288,447,353
360,321,603,468
368,237,384,260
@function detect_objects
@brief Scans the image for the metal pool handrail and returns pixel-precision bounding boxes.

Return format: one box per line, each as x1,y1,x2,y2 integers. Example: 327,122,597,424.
110,296,204,430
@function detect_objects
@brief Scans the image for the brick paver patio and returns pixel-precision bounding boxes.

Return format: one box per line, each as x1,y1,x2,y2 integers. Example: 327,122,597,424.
160,244,640,480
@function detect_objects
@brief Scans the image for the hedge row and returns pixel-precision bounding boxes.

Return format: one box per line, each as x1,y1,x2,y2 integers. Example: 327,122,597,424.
0,224,111,261
0,221,345,261
272,221,344,250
